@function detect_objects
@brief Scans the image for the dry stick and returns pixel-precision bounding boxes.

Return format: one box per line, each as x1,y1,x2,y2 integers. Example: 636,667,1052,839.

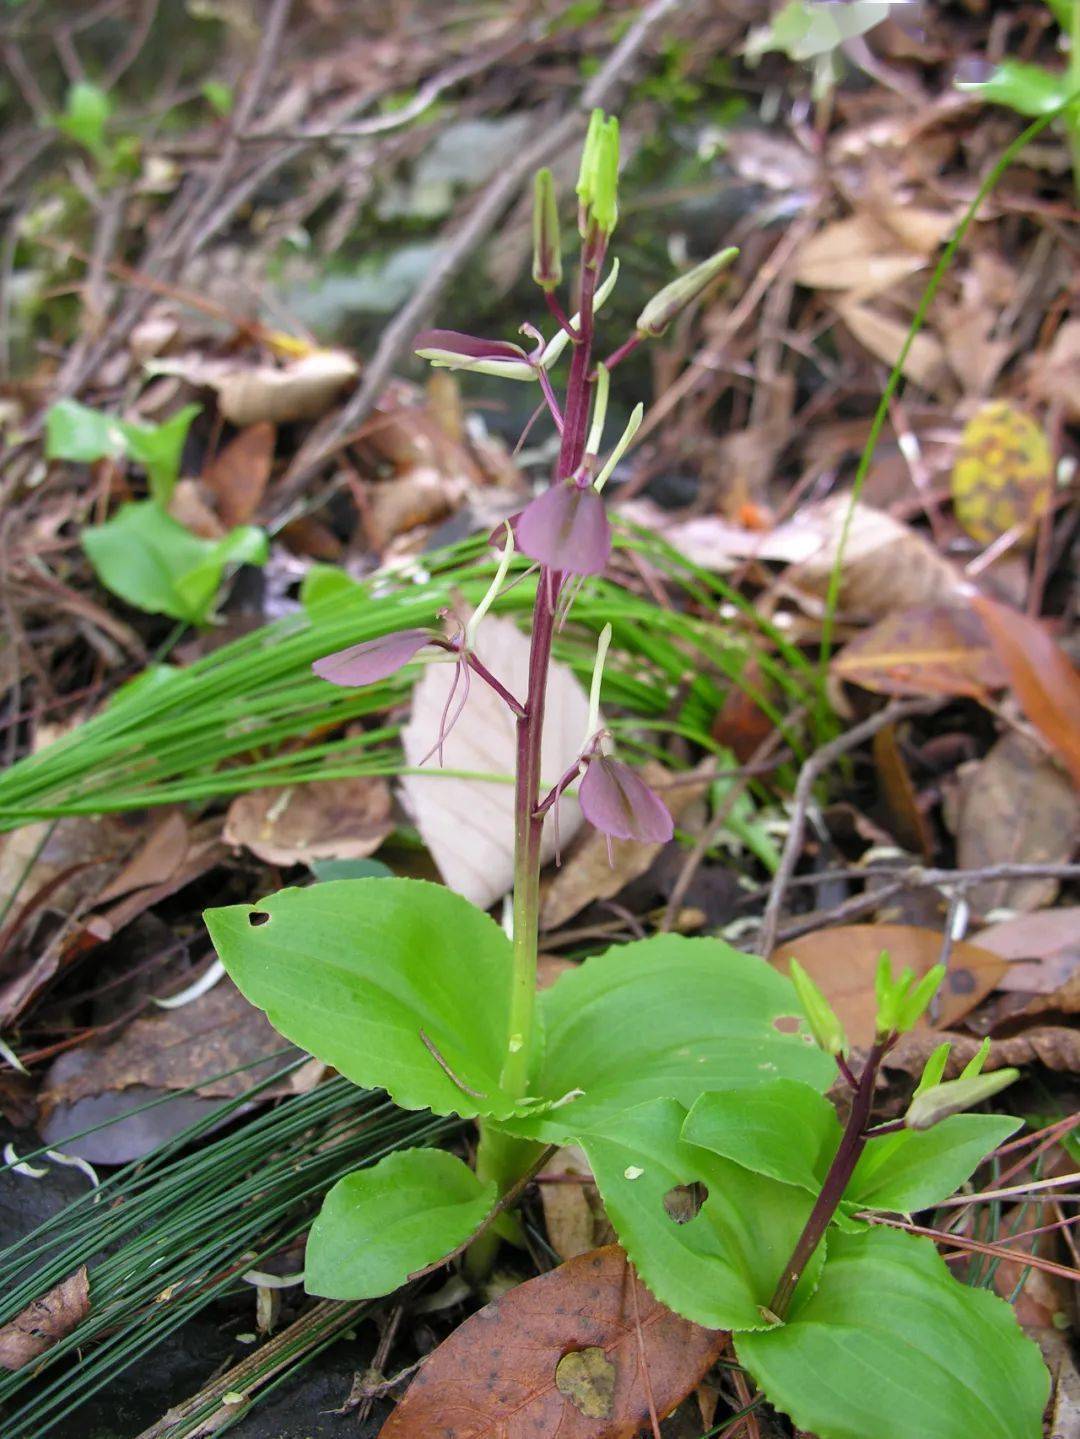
628,1265,663,1439
756,698,940,957
862,1214,1080,1285
276,0,689,506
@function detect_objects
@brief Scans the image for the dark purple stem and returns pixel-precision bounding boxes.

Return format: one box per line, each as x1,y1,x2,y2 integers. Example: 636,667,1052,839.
603,330,643,373
770,1041,887,1319
544,289,580,342
463,651,527,718
534,757,586,819
836,1054,859,1091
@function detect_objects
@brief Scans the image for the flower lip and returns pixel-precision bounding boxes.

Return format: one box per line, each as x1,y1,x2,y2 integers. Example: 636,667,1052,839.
413,329,530,363
515,481,612,577
578,754,674,844
312,627,434,688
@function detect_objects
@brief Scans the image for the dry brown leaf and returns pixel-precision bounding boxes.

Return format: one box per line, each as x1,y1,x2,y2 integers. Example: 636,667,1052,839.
367,464,465,549
167,479,226,538
793,216,927,296
400,615,588,909
835,299,949,392
887,1025,1080,1076
769,923,1008,1049
834,603,1007,698
0,1267,89,1372
539,1147,601,1263
873,725,934,857
152,350,357,426
975,909,1080,965
203,422,275,526
94,811,190,906
1029,317,1080,422
954,731,1080,915
223,775,392,867
380,1246,726,1439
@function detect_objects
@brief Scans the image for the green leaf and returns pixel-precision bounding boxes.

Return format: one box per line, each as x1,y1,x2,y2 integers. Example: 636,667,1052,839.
846,1113,1021,1214
577,1097,821,1332
53,81,112,161
201,79,234,116
309,857,393,882
118,404,201,504
512,935,833,1141
304,1148,496,1299
45,399,124,463
82,500,267,623
737,1227,1049,1439
204,878,526,1120
957,60,1074,117
682,1081,842,1192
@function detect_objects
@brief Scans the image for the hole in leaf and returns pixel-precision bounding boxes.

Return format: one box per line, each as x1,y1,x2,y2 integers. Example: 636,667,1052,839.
772,1014,800,1034
248,911,271,927
662,1181,708,1224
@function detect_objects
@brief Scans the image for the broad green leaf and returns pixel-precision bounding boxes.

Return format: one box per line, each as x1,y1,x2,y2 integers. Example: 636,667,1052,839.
118,404,201,504
682,1081,842,1192
53,81,112,161
514,935,832,1141
304,1148,496,1299
204,877,525,1120
957,60,1074,117
45,399,124,463
846,1113,1021,1214
746,1,891,63
202,79,234,116
578,1097,821,1332
737,1227,1049,1439
82,500,266,623
309,857,393,882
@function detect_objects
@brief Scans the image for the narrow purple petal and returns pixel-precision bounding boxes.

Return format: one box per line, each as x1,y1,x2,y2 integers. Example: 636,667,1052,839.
413,329,528,363
312,628,433,687
516,482,612,577
578,756,674,844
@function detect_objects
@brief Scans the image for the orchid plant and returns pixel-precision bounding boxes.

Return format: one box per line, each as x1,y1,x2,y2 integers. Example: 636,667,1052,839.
205,114,1048,1438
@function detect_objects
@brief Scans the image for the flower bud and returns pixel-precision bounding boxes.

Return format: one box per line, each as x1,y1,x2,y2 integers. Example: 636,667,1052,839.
516,480,612,577
532,168,562,291
313,628,434,687
413,329,536,381
874,953,945,1037
905,1068,1019,1132
579,754,673,844
788,959,847,1057
635,246,739,337
576,109,619,238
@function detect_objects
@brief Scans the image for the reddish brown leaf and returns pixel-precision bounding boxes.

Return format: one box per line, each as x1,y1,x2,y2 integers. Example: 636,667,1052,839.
833,603,1006,698
770,924,1008,1049
380,1246,726,1438
0,1267,89,1371
971,595,1080,787
203,422,275,526
872,725,934,857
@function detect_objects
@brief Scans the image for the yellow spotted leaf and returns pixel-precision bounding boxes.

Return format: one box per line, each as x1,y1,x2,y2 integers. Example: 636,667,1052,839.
951,402,1053,546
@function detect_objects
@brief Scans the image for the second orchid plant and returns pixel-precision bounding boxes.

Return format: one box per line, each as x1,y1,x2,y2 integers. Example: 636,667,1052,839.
205,115,1048,1439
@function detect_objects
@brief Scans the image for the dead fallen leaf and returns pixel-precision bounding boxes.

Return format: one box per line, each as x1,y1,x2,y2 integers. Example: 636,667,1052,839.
770,924,1008,1049
954,731,1080,915
1028,317,1080,423
951,403,1052,546
223,775,392,867
835,299,949,392
151,350,357,426
367,465,465,549
833,603,1007,698
539,1146,603,1263
380,1246,726,1439
873,725,934,857
972,596,1080,789
400,615,588,909
974,909,1080,995
203,422,276,526
794,215,929,297
0,1267,89,1372
94,811,190,906
887,1025,1080,1077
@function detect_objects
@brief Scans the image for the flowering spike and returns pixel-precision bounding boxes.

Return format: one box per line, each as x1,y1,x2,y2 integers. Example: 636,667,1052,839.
540,259,620,370
312,628,434,687
636,246,739,337
532,168,562,291
516,481,612,576
905,1067,1020,1132
578,754,673,844
593,402,643,492
413,329,536,381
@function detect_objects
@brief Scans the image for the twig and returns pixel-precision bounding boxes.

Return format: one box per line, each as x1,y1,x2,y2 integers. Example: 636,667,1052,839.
862,1213,1080,1284
756,699,939,956
629,1263,662,1439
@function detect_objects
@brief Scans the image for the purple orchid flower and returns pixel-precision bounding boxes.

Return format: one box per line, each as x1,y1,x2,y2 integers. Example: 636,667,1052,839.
413,330,536,381
578,754,674,845
515,480,612,577
312,628,435,687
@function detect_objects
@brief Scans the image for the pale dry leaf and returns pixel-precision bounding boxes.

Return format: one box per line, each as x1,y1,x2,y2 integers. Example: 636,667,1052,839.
224,776,392,867
0,1267,89,1372
835,299,949,392
1028,317,1080,423
400,615,589,908
539,1146,600,1263
202,422,276,527
794,215,927,297
367,464,467,549
887,1025,1080,1077
150,350,358,426
94,811,190,906
167,479,227,539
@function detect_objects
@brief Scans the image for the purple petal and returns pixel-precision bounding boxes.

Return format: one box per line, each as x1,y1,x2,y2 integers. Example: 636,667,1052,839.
516,482,612,577
413,329,529,363
312,628,433,687
578,756,674,844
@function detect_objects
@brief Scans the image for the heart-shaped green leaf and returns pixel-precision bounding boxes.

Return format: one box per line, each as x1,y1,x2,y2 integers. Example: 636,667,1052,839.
205,878,524,1119
682,1080,842,1192
513,935,833,1141
845,1113,1021,1214
577,1097,821,1332
305,1148,497,1299
957,59,1074,118
737,1226,1049,1439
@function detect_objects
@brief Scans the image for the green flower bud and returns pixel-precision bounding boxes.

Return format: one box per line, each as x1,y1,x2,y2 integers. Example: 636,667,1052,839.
576,109,619,237
788,959,848,1057
874,954,945,1037
913,1041,952,1097
959,1035,992,1081
532,168,562,291
905,1067,1019,1132
635,246,739,336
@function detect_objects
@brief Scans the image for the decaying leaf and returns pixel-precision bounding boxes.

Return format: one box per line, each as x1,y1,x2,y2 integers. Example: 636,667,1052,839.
951,402,1053,546
223,775,392,867
151,349,357,426
953,731,1080,915
202,422,275,526
539,1147,606,1263
835,299,949,392
770,924,1008,1049
793,214,940,297
834,603,1007,698
400,615,588,908
0,1267,89,1372
873,724,934,857
975,909,1080,994
380,1246,726,1438
367,464,466,549
888,1025,1080,1077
